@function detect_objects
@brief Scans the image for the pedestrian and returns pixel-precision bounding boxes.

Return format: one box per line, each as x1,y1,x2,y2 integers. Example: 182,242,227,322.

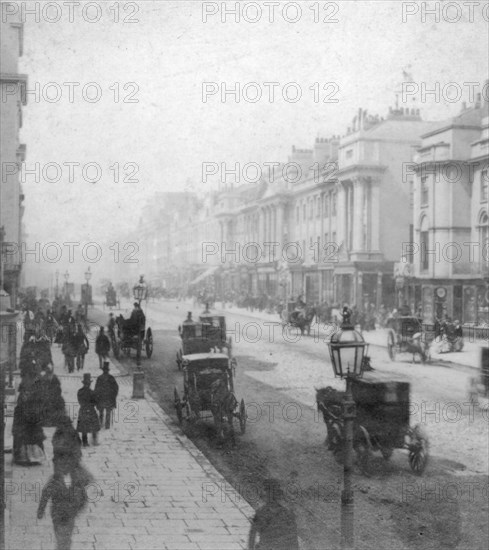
74,324,89,371
62,323,77,373
247,478,299,550
94,362,119,429
39,363,65,427
52,416,82,464
12,366,47,465
95,326,110,369
76,373,100,447
37,453,94,550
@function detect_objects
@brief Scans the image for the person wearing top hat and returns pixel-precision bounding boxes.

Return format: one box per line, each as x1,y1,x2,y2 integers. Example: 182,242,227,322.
76,373,100,447
94,362,119,430
183,312,193,324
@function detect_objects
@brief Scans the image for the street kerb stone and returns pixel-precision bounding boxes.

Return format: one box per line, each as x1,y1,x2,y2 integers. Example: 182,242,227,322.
6,341,252,550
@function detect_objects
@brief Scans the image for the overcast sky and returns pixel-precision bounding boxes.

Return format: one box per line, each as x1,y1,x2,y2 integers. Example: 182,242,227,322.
17,0,488,283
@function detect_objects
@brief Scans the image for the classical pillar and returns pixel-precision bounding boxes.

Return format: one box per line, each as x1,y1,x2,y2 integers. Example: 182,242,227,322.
276,204,284,251
370,179,380,251
353,178,364,252
336,182,347,246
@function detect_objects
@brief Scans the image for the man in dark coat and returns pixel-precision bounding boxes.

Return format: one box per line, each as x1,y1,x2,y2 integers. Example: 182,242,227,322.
37,453,94,550
247,478,299,550
95,326,111,369
129,302,145,334
94,362,119,429
76,373,100,446
39,364,65,427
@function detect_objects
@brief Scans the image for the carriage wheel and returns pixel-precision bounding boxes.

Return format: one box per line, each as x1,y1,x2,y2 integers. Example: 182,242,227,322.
387,330,396,361
174,388,183,425
355,428,372,476
330,422,344,465
145,329,153,358
408,424,429,475
239,399,246,435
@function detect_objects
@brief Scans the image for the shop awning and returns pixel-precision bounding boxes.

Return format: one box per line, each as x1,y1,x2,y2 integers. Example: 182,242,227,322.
190,266,219,285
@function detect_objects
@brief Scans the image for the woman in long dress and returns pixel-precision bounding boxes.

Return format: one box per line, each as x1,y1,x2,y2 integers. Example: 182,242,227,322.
12,366,46,465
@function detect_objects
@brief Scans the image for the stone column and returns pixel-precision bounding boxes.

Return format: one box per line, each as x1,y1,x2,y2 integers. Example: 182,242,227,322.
335,181,347,246
353,178,364,252
370,179,380,251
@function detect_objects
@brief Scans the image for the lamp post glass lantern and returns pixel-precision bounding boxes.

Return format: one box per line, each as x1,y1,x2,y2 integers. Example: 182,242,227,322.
327,307,368,550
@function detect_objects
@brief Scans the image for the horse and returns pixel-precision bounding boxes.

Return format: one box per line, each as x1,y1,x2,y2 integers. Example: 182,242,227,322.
290,306,316,336
210,378,237,446
407,332,430,363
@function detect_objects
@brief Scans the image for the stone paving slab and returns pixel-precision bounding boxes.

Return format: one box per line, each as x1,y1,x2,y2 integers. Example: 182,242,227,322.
5,344,253,550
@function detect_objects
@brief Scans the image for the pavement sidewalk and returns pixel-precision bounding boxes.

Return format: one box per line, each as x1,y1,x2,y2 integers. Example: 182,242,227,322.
5,343,254,550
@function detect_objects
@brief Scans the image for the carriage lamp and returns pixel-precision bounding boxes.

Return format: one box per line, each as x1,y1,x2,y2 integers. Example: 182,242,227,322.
328,309,369,379
133,275,147,304
327,307,368,550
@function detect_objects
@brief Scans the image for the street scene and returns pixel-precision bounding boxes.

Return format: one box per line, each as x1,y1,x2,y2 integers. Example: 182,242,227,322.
1,2,488,550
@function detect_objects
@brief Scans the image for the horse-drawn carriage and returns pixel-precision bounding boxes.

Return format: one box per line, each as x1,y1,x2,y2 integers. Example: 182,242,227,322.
316,375,429,475
103,286,120,310
280,301,316,336
173,353,246,443
468,345,489,408
386,316,433,363
176,317,231,370
112,311,153,360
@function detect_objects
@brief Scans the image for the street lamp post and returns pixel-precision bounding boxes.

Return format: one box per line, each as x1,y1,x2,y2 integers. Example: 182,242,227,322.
55,270,59,298
84,266,92,319
327,307,368,550
132,276,147,398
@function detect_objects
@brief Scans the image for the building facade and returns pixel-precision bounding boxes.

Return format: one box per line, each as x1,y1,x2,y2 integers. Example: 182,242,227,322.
0,6,27,308
406,96,489,324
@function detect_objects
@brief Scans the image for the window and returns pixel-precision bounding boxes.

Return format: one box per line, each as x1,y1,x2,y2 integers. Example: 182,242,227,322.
324,195,329,217
324,232,329,245
421,176,428,206
481,170,488,202
332,193,337,216
346,149,353,159
409,180,414,208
